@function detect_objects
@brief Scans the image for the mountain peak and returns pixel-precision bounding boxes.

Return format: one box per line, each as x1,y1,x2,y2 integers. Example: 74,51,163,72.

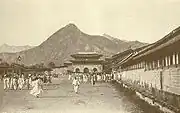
65,23,78,29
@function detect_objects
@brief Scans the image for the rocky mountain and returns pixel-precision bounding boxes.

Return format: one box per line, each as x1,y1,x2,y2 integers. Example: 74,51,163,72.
0,23,147,66
0,44,34,53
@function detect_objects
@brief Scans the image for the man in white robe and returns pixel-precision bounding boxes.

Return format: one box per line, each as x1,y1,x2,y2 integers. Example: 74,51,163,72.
18,75,25,90
30,77,43,98
27,74,32,89
72,77,80,94
9,76,13,90
68,74,72,80
97,74,101,81
12,76,18,90
3,74,10,90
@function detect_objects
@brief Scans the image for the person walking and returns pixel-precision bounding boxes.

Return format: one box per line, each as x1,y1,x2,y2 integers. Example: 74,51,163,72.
48,75,52,83
12,75,18,90
3,74,10,90
91,73,96,86
83,74,88,83
72,77,80,94
68,73,72,80
30,77,43,98
9,75,13,90
18,75,25,90
28,74,32,88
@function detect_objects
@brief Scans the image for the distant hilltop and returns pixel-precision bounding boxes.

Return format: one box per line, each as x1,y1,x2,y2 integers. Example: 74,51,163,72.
0,44,35,53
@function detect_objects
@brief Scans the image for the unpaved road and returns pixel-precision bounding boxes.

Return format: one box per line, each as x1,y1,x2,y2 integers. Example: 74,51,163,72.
0,76,161,113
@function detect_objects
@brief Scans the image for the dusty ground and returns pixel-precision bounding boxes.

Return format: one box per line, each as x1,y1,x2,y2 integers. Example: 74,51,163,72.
0,76,161,113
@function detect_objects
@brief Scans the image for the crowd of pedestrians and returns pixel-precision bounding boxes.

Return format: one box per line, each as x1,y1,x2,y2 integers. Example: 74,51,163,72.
70,72,114,94
2,72,52,98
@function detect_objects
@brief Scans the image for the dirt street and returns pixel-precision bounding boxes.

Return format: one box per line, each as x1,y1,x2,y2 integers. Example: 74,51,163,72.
0,76,161,113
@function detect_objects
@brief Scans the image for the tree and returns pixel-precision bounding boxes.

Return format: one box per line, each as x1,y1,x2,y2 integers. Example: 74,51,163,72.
1,62,9,66
48,62,55,68
39,63,44,68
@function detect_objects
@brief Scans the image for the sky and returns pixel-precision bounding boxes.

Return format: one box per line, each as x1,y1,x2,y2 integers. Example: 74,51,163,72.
0,0,180,46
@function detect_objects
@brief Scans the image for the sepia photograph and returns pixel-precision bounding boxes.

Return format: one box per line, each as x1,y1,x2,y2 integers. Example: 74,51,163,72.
0,0,180,113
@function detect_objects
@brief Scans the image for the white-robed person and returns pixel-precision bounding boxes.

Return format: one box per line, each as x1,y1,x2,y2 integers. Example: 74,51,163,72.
18,74,25,90
83,74,88,83
72,77,80,94
3,74,10,90
30,77,43,98
12,75,18,90
68,73,72,80
28,74,32,88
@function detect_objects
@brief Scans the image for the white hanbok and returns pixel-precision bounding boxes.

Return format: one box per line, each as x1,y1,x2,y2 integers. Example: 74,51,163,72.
72,79,80,93
18,78,25,90
9,78,13,89
29,77,32,86
30,79,43,97
97,75,101,81
68,74,72,80
3,77,10,90
12,78,17,90
83,75,88,83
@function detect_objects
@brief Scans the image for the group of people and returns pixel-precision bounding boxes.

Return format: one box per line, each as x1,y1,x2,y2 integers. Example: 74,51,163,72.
71,73,107,94
2,73,52,98
3,73,30,90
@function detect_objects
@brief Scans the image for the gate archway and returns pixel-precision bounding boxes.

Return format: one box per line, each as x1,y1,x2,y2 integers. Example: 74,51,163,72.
93,68,98,72
83,67,89,73
75,68,80,73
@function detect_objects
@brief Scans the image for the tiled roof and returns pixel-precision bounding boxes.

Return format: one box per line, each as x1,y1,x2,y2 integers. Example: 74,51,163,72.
133,26,180,60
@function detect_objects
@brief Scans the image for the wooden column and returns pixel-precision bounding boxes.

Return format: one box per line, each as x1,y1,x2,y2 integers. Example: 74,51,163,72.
176,52,179,64
157,60,160,68
165,56,168,66
173,53,176,65
168,56,171,66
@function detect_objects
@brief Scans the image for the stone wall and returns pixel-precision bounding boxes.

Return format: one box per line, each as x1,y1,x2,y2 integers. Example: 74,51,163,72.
120,67,180,95
121,69,161,90
163,66,180,95
119,66,180,111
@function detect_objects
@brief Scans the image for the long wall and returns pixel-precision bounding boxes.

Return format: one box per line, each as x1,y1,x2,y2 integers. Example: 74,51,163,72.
120,66,180,95
121,68,161,90
118,66,180,110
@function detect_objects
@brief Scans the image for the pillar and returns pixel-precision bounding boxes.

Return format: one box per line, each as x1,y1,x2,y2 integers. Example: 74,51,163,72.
165,56,168,66
168,55,171,66
162,58,164,67
152,61,155,69
157,60,160,68
176,52,179,64
173,53,176,65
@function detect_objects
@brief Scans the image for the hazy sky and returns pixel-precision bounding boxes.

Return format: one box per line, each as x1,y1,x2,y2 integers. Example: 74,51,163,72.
0,0,180,46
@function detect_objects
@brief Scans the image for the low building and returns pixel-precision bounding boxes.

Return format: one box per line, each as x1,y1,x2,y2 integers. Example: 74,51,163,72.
114,26,180,112
69,52,104,73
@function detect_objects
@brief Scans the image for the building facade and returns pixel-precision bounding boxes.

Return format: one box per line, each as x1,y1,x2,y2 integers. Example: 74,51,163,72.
112,26,180,112
70,52,103,73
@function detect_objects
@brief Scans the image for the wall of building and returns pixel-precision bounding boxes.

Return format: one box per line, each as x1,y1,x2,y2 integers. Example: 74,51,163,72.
120,66,180,95
121,68,161,90
163,66,180,95
118,66,180,111
72,64,103,73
